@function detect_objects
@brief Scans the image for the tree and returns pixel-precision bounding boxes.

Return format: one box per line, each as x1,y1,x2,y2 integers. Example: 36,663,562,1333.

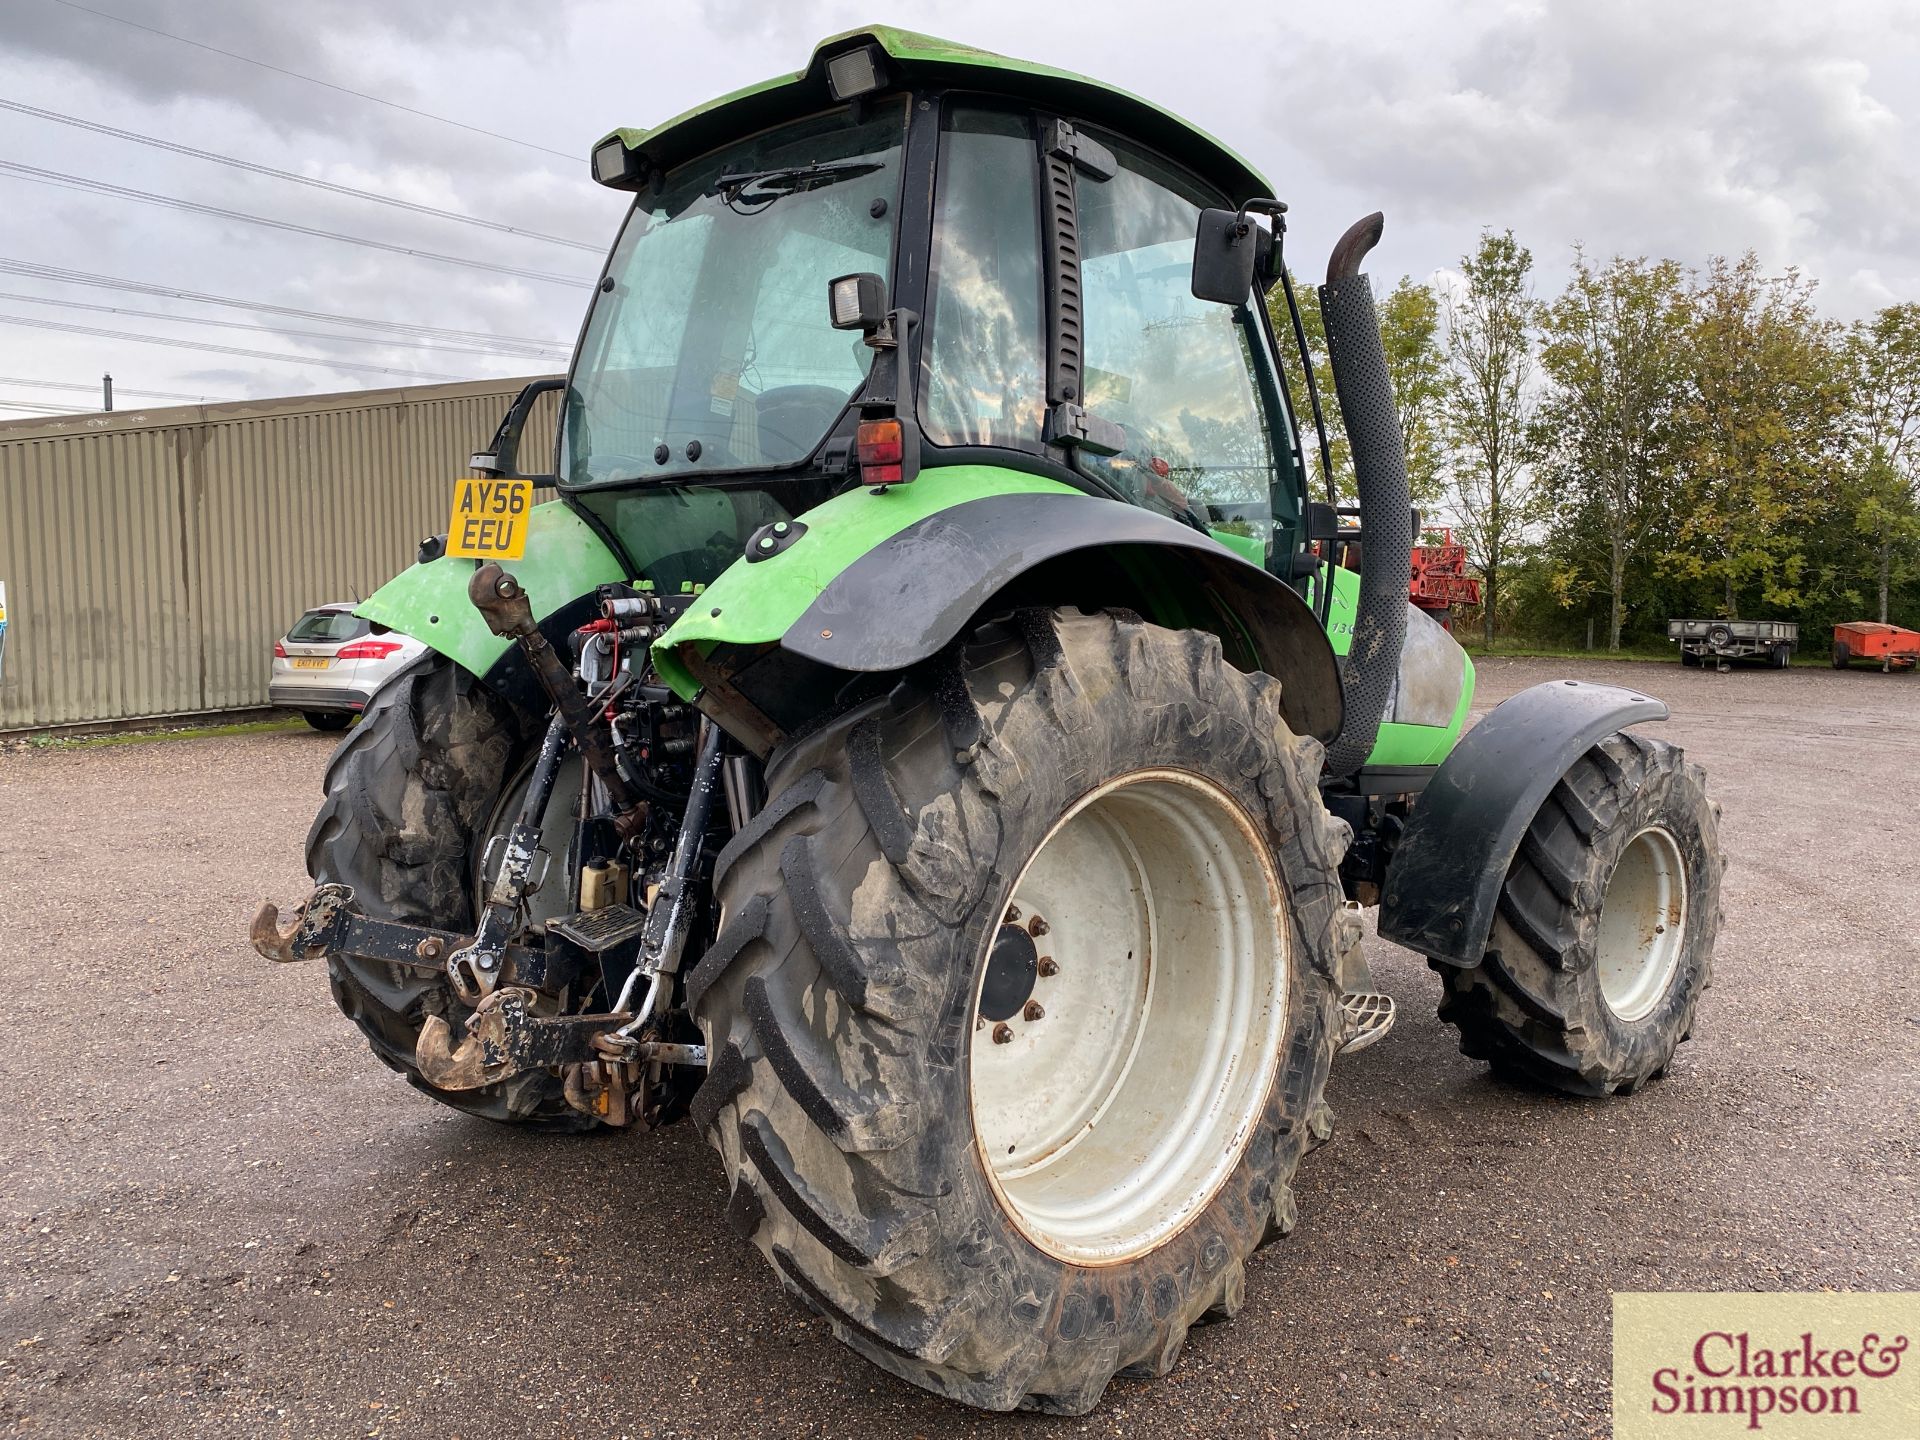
1270,275,1446,508
1534,253,1693,649
1382,278,1448,509
1665,255,1850,619
1442,230,1538,643
1844,303,1920,621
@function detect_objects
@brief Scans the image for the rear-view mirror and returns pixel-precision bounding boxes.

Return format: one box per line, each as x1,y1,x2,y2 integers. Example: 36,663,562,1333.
476,377,565,485
1191,208,1258,304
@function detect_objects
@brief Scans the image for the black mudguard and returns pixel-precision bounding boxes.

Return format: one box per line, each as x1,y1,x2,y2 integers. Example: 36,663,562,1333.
1377,680,1670,967
781,492,1344,744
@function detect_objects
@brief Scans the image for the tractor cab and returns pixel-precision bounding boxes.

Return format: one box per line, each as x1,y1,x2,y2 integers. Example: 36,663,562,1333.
559,27,1307,591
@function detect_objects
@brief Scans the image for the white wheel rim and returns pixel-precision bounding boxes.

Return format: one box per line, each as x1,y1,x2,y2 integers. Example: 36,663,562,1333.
968,770,1289,1266
1595,825,1688,1023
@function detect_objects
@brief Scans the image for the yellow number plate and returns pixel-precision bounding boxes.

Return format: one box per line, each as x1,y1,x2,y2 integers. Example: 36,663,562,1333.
291,656,329,670
446,478,533,560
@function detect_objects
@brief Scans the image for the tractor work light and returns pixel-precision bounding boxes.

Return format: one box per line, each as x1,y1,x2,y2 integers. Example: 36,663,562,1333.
828,271,886,332
825,44,886,101
856,418,906,486
591,135,643,188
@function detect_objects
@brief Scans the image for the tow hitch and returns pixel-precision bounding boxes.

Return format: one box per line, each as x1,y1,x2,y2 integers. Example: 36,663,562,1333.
253,559,725,1125
249,882,704,1119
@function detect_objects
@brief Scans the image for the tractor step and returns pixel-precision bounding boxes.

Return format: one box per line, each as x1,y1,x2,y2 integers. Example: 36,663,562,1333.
1338,991,1397,1054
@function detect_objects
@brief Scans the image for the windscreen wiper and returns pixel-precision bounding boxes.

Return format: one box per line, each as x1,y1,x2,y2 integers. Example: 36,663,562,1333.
709,159,884,209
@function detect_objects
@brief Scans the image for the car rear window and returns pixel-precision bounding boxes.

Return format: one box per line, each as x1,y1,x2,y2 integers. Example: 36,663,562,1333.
287,611,369,643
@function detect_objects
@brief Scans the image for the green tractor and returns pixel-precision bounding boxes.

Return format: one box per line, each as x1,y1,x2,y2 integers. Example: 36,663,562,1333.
255,27,1723,1414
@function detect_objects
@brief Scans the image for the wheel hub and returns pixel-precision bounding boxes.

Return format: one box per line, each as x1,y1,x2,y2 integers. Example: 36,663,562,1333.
979,922,1040,1022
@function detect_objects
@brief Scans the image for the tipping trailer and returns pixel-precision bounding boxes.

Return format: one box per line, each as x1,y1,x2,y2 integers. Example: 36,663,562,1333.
1832,621,1920,671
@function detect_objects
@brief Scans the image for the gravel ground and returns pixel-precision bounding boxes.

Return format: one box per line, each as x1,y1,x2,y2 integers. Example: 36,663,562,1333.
2,657,1915,1439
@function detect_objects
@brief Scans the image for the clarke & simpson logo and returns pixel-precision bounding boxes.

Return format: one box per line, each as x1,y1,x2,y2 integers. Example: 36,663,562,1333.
1615,1294,1919,1438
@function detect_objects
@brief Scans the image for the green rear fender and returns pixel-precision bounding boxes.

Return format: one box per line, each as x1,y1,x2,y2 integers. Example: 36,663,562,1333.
355,500,627,680
653,464,1345,753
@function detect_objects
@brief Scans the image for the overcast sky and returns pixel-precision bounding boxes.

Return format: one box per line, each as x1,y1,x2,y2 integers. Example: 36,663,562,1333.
0,0,1914,417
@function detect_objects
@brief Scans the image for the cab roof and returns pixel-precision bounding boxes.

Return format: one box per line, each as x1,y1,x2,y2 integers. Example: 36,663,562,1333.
593,24,1274,205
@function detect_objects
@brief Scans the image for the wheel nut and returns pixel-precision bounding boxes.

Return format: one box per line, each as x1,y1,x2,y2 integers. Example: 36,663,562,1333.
992,1022,1014,1045
1023,1000,1045,1023
1027,915,1049,937
1004,904,1021,924
1036,956,1058,978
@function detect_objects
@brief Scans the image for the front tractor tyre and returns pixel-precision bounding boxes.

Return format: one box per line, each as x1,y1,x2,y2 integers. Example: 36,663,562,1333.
1437,731,1723,1096
686,609,1346,1413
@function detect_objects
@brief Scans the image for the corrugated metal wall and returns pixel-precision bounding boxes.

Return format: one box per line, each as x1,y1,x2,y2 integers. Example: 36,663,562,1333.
0,376,559,731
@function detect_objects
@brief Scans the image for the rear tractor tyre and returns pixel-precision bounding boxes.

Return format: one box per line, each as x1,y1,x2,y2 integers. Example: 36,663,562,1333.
304,654,599,1131
1436,731,1723,1097
685,609,1345,1412
303,710,351,731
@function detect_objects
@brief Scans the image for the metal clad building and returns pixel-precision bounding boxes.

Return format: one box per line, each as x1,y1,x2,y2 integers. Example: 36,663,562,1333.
0,377,558,731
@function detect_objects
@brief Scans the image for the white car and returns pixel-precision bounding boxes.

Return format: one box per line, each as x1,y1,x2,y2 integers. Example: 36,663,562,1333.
269,604,426,731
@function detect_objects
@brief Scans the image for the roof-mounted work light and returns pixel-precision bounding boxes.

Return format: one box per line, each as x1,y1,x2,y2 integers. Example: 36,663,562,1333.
591,134,645,188
825,44,887,101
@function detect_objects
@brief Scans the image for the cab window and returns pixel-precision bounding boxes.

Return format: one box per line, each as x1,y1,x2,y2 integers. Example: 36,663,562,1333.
1074,135,1280,555
923,107,1047,449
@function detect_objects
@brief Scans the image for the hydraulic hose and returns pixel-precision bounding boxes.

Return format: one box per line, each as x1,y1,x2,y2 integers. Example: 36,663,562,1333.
1318,213,1413,777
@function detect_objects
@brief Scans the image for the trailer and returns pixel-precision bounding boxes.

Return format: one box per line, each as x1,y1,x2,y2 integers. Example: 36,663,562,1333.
1667,618,1799,669
1832,621,1920,672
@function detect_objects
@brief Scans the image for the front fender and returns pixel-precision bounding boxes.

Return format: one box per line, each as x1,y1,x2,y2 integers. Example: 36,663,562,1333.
355,499,626,683
1377,680,1670,967
654,465,1342,748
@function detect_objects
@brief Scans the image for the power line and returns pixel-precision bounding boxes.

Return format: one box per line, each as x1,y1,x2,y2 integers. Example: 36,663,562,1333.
0,97,602,252
0,289,569,361
0,375,233,402
0,312,469,381
0,162,594,288
46,0,577,161
0,399,95,414
0,257,572,349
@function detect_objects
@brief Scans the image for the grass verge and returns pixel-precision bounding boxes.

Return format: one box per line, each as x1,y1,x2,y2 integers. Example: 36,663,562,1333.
16,716,312,752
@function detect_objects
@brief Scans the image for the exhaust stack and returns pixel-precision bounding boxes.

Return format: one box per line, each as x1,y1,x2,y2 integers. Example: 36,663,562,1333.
1318,213,1413,776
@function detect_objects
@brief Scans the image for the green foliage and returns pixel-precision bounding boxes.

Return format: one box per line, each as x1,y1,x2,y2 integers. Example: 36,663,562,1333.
1265,229,1920,648
1837,302,1920,622
1442,230,1538,643
1663,255,1852,622
1533,252,1692,649
1268,273,1445,507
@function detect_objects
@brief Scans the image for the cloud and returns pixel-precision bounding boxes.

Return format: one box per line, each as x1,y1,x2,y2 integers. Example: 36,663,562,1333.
1270,0,1920,304
1,0,1915,422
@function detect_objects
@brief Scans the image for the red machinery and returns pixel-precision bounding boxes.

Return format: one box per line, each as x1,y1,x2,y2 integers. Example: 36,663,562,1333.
1832,621,1920,672
1409,528,1480,631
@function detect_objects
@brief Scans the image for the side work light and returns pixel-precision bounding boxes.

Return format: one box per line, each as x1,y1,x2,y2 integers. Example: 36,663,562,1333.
828,272,886,332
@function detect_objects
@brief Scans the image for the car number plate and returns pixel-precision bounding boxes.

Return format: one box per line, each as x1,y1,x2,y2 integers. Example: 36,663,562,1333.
291,656,330,670
446,478,533,560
